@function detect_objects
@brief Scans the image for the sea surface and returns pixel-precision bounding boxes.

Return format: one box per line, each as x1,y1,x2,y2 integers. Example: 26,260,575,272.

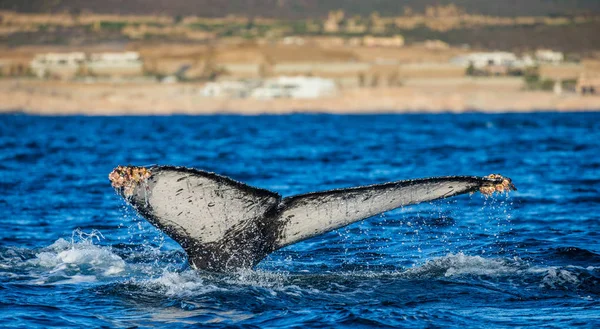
1,113,599,328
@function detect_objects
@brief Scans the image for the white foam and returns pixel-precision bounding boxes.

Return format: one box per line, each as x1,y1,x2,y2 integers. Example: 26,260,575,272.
139,270,223,296
540,268,580,288
222,268,289,288
28,231,126,284
33,274,98,285
129,267,299,299
402,252,524,278
35,240,125,274
399,252,582,290
13,229,585,293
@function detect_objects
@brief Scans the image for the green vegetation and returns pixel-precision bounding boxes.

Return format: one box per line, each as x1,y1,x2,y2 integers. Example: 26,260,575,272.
4,0,600,18
146,22,166,28
289,21,308,34
524,66,555,91
561,79,578,92
3,6,599,52
466,63,476,76
99,21,127,31
178,18,600,52
189,21,274,38
188,23,224,31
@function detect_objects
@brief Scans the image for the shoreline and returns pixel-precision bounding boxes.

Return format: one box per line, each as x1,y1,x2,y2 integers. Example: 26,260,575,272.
0,79,598,115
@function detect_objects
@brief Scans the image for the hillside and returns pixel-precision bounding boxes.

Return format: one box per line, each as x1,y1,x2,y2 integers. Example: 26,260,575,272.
3,0,600,18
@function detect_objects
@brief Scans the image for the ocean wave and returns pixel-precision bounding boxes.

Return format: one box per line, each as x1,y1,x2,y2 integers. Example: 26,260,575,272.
2,230,598,297
133,270,223,297
116,252,599,301
550,246,600,262
401,252,526,278
34,237,126,276
401,253,599,294
0,230,127,285
123,268,293,298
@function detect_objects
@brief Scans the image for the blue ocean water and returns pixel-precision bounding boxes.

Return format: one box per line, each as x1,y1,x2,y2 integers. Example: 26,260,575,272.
0,113,599,328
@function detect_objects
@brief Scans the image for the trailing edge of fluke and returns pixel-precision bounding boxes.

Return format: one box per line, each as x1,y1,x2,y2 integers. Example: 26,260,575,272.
109,165,516,272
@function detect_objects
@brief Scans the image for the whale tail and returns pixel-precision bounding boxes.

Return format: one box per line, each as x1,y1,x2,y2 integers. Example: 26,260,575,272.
109,165,515,271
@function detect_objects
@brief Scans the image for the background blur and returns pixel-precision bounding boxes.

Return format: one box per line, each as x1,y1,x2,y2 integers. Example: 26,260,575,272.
0,0,599,114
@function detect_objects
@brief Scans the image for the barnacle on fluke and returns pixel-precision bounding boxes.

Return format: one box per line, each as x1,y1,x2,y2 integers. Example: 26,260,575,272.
108,165,151,197
479,174,517,195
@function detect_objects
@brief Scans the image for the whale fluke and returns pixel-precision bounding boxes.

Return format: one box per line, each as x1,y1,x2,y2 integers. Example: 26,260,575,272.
109,165,515,271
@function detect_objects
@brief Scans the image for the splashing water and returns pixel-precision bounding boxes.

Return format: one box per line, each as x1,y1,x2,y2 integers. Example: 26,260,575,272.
1,113,599,327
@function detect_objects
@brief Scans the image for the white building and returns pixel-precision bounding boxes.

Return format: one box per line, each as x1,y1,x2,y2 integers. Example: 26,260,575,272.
86,51,143,77
535,49,564,64
200,81,252,98
30,52,86,78
30,51,144,79
520,55,536,68
31,52,86,66
451,52,519,69
250,76,337,99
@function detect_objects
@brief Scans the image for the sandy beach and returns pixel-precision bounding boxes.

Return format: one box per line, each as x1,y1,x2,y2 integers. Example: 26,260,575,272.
0,78,598,115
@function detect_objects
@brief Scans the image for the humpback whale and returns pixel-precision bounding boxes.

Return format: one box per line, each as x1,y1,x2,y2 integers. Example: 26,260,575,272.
109,165,515,271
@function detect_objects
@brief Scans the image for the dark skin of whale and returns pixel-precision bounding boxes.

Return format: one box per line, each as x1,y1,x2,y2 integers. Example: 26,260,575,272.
109,165,515,272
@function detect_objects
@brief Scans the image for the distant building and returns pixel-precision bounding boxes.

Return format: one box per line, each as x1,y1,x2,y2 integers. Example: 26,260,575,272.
207,43,367,87
521,55,536,67
451,52,519,69
450,52,536,77
535,49,564,64
30,51,144,80
482,64,510,76
86,52,143,77
251,76,337,99
200,81,253,98
30,52,85,79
